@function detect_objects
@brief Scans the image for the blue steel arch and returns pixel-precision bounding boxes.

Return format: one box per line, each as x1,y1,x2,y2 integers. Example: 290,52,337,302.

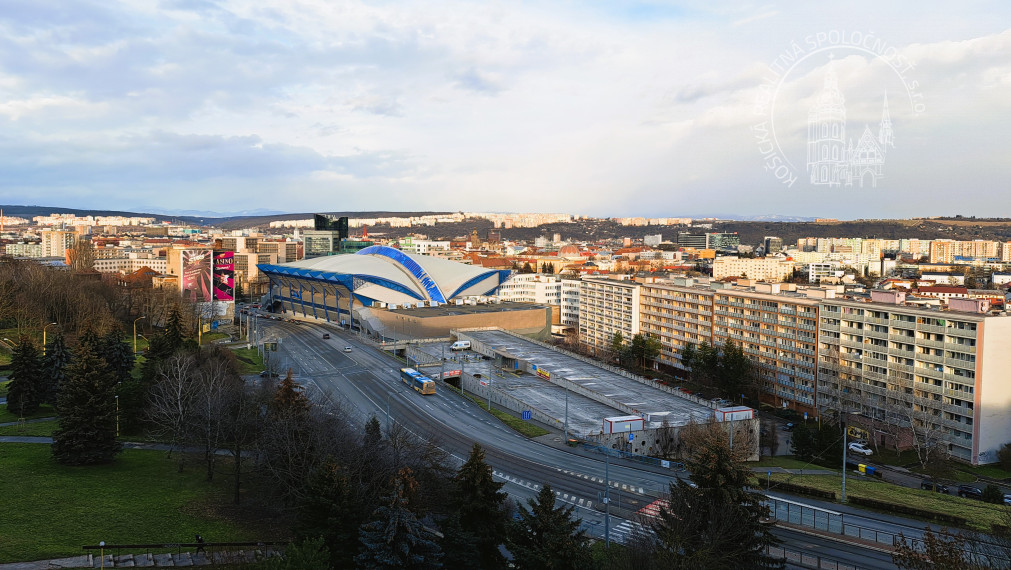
257,264,425,303
356,245,447,303
446,269,513,300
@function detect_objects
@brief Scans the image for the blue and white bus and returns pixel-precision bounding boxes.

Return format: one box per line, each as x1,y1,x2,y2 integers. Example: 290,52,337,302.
400,368,436,395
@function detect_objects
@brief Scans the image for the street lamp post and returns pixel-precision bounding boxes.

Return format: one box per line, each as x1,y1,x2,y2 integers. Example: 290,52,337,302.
115,395,120,437
42,322,57,356
841,414,849,503
133,316,146,354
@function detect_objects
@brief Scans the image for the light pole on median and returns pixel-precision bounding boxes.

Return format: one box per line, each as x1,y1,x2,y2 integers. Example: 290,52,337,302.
133,316,146,354
42,322,58,355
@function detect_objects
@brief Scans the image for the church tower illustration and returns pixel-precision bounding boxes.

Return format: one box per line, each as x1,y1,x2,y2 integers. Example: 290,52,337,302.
806,65,893,188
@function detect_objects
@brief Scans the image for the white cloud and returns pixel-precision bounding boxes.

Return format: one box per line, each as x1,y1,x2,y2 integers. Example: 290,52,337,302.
0,1,1008,218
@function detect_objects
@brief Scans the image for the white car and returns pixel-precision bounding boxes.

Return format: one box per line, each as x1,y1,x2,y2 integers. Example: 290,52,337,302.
848,442,873,456
344,346,353,353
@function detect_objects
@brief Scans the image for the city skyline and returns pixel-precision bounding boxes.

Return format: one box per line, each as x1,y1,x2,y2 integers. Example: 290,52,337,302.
1,1,1008,218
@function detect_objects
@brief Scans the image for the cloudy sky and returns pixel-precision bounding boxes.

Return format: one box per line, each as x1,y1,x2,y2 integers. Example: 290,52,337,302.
1,1,1008,219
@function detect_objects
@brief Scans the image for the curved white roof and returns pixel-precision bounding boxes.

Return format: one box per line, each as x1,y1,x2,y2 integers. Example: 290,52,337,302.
259,245,510,304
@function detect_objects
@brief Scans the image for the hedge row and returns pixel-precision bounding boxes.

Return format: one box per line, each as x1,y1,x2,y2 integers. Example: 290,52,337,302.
847,496,968,526
772,481,837,500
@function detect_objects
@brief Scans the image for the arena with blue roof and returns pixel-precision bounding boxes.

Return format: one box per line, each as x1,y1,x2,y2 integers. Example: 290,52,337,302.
257,245,512,329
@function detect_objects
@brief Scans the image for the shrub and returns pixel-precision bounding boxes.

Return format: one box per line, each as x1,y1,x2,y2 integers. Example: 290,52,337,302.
982,484,1004,504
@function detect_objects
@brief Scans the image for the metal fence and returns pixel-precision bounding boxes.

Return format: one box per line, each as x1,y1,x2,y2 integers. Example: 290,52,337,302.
764,496,896,547
767,545,868,570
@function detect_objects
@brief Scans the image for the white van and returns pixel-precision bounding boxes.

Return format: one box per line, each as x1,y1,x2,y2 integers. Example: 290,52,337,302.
450,340,471,351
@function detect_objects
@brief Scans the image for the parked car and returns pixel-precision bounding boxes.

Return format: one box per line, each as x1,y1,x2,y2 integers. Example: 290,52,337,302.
1004,494,1011,506
957,485,984,500
920,480,949,493
781,422,795,431
848,442,873,456
344,346,352,353
323,333,330,339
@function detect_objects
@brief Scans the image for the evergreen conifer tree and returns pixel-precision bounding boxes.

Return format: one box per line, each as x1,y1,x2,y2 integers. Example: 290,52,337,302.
651,428,781,569
437,514,480,570
507,483,591,570
141,304,188,382
100,329,136,385
356,467,443,569
271,370,311,419
453,443,508,569
52,342,122,465
298,459,369,568
39,332,73,408
6,336,43,416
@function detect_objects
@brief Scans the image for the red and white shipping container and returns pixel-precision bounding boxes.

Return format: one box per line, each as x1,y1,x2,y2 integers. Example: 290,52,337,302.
714,406,754,422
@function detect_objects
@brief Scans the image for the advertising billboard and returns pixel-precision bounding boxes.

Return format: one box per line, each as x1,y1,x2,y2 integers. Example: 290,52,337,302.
213,250,235,301
181,249,213,303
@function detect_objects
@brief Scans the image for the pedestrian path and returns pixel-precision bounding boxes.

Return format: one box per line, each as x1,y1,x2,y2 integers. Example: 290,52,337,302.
0,416,55,428
753,466,836,475
0,549,276,569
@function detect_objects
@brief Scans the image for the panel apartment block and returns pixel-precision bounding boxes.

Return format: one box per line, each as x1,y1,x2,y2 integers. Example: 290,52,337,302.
578,278,640,351
817,292,1011,465
639,279,818,414
639,279,714,372
712,287,820,413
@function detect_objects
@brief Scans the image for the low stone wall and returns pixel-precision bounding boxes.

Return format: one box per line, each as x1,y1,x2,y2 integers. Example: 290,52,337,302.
584,417,761,462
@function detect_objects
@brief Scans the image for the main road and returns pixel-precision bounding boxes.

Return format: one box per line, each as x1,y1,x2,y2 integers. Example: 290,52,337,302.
255,319,903,568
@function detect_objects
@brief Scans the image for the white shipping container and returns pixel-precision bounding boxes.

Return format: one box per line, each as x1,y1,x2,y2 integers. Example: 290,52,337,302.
715,406,754,422
603,415,645,434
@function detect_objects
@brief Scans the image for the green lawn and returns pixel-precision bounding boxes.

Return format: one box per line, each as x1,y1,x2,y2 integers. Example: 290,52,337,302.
0,443,264,564
230,347,265,376
766,472,1008,531
457,389,550,438
750,456,829,471
0,419,57,436
200,331,230,345
0,379,8,397
959,463,1011,481
0,404,56,425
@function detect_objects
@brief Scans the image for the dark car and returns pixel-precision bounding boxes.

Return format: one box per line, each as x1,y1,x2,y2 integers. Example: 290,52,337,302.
323,333,330,339
957,485,983,500
921,480,949,493
781,422,795,431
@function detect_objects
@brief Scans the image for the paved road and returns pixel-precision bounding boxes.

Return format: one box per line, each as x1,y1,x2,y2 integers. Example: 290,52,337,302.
255,319,922,567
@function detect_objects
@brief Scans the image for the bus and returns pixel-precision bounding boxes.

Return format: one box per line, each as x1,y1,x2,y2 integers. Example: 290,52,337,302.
400,368,436,395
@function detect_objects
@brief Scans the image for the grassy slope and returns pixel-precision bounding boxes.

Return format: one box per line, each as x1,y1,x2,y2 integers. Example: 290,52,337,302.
0,419,57,436
0,444,261,564
766,472,1006,531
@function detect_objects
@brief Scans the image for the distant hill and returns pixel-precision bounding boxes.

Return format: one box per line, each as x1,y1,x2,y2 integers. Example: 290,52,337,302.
5,204,1011,245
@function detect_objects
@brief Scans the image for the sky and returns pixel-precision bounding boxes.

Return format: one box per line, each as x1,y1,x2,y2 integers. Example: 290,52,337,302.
1,1,1009,219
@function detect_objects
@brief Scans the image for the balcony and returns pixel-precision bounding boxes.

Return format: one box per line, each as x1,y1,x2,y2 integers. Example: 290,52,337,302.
915,352,945,365
917,323,948,334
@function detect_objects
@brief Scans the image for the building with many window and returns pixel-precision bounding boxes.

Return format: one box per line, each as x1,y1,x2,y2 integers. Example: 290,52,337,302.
578,278,640,352
711,284,820,412
638,278,714,372
713,256,794,282
816,290,1011,464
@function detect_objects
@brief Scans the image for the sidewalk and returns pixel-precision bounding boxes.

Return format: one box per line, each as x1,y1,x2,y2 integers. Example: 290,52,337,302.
0,549,274,569
754,466,836,476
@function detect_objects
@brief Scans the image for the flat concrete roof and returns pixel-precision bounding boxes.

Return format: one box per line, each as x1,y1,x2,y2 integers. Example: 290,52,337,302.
387,301,548,317
411,330,714,435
